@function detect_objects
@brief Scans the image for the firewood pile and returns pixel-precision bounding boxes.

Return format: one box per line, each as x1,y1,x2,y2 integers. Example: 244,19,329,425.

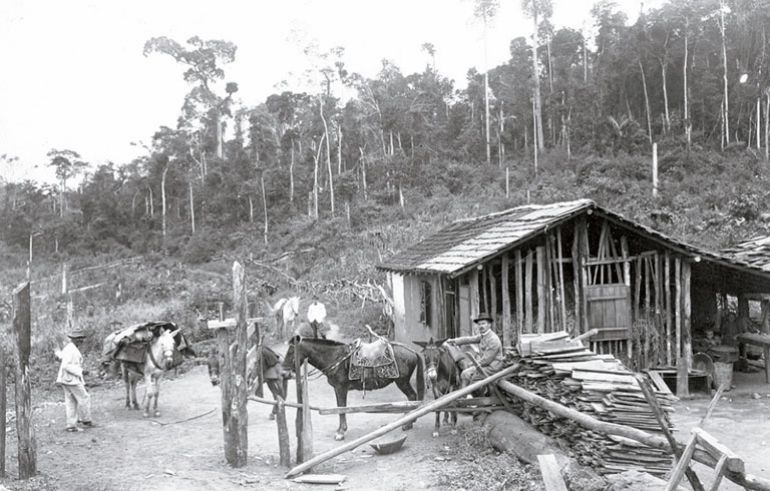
501,332,676,476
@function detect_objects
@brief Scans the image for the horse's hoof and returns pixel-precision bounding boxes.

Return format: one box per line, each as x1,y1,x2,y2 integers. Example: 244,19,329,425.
401,423,414,431
132,405,140,410
432,431,440,438
154,411,161,417
143,412,150,418
268,413,276,421
334,433,345,441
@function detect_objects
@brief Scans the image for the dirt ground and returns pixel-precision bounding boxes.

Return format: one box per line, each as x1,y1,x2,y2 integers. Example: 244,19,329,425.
1,351,768,490
0,344,477,491
670,370,770,491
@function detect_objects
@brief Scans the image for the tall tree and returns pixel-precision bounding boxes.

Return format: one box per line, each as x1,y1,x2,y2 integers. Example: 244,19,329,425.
46,149,87,217
522,0,551,152
473,0,500,165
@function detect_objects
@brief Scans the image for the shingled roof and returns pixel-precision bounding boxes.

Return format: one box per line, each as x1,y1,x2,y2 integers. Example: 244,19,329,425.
377,199,593,275
722,236,770,272
377,199,770,281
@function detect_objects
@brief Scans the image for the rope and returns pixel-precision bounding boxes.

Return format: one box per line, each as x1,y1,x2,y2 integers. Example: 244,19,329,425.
148,408,216,426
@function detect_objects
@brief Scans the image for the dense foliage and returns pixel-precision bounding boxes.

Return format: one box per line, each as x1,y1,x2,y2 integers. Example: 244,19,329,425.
3,0,770,281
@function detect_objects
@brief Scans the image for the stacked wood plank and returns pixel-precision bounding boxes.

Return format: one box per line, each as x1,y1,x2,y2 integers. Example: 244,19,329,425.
503,334,676,476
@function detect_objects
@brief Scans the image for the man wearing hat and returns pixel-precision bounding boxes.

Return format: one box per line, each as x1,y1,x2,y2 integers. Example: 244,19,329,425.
444,312,504,388
56,329,93,432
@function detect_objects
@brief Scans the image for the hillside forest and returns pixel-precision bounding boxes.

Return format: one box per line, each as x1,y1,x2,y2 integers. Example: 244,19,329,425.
3,0,770,349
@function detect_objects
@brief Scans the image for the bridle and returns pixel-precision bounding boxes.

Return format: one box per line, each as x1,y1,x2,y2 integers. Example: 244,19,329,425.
149,334,175,371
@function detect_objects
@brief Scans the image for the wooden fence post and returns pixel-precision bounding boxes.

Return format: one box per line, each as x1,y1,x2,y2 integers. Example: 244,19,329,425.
12,282,36,479
276,397,291,467
0,347,6,478
216,263,249,467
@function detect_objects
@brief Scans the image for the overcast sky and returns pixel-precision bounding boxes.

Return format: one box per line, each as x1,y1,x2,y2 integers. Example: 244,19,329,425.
0,0,652,184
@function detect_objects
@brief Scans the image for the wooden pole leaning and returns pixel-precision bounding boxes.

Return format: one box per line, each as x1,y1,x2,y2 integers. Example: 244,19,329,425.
285,364,520,479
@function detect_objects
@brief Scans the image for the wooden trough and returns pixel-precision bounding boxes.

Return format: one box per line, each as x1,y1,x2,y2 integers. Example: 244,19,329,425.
370,435,407,455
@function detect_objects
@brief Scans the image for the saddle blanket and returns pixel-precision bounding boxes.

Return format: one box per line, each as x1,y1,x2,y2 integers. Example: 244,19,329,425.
348,339,399,381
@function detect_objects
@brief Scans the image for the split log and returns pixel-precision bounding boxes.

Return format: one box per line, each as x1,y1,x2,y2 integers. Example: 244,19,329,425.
12,282,36,479
285,364,519,478
276,397,291,467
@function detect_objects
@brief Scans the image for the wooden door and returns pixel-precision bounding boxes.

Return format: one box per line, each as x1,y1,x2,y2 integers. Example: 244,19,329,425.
585,284,631,341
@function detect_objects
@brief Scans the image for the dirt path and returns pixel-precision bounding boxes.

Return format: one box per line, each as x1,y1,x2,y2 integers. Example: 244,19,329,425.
2,350,458,491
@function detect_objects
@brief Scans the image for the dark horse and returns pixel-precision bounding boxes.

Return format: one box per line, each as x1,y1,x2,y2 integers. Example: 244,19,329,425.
283,335,425,440
414,338,459,437
207,344,289,420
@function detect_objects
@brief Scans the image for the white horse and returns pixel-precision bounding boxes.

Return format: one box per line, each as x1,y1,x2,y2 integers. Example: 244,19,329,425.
121,328,179,418
267,296,300,338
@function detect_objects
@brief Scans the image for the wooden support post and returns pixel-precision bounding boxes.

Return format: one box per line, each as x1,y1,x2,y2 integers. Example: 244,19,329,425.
502,255,512,347
276,397,291,467
217,263,249,467
12,282,36,479
578,218,589,334
536,246,545,333
0,347,6,478
482,267,489,313
675,257,689,398
544,236,554,332
301,360,313,459
557,229,567,333
665,251,672,366
654,253,663,366
525,251,533,334
515,250,523,342
621,236,632,362
489,265,497,324
61,263,67,295
571,228,581,335
470,269,480,326
683,260,693,373
285,365,520,479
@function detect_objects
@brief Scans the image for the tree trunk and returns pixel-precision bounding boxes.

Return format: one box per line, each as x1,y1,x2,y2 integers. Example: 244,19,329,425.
189,180,196,235
720,1,730,145
359,147,368,201
319,99,334,216
289,139,295,203
337,126,343,174
216,110,223,160
531,7,545,152
661,62,670,134
765,90,770,161
312,136,325,221
248,196,254,223
639,60,653,144
260,172,268,244
161,164,169,238
684,23,691,151
484,11,491,166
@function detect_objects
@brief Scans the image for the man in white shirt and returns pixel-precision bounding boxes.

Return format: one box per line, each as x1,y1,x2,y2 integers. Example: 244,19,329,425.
306,295,328,338
56,329,93,432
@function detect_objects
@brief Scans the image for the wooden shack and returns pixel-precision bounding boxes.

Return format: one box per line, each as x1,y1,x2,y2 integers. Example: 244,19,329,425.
377,199,770,384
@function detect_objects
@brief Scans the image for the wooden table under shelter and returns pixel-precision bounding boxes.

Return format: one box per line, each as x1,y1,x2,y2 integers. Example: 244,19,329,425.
736,332,770,383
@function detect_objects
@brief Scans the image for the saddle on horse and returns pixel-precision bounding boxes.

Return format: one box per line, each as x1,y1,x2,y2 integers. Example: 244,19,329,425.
348,337,400,382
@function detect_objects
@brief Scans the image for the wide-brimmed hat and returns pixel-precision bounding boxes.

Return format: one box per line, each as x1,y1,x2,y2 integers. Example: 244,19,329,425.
67,329,89,339
473,313,493,324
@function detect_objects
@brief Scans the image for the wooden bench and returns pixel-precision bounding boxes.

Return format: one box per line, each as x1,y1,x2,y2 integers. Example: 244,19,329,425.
736,333,770,383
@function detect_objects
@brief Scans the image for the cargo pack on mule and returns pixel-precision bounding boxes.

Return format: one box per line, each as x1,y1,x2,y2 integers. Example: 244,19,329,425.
103,321,194,371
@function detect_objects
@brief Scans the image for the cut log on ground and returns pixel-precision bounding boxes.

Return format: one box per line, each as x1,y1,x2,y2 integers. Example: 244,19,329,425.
485,410,607,491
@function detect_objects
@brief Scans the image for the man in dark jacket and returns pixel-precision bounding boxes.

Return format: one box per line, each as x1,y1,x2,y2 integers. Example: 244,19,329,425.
444,313,503,388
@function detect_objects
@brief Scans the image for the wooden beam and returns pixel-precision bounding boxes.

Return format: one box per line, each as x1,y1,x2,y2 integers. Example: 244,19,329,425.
557,229,567,333
683,261,693,374
693,428,744,474
276,398,291,467
285,365,520,478
675,257,688,398
665,251,672,365
538,454,568,491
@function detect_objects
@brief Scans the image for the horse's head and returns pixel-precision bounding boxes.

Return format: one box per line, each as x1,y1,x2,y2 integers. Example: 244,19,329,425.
207,349,221,386
414,337,449,384
156,328,179,370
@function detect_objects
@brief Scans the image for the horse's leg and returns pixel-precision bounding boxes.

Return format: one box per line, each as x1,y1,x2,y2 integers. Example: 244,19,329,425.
153,376,161,417
432,386,441,438
395,378,418,431
334,386,348,441
267,379,280,420
143,372,154,418
122,365,131,409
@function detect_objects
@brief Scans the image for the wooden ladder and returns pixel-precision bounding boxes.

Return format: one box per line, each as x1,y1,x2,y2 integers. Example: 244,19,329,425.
665,427,745,491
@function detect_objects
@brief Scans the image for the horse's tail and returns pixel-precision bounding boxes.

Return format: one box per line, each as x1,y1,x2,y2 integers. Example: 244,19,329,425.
415,350,425,401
